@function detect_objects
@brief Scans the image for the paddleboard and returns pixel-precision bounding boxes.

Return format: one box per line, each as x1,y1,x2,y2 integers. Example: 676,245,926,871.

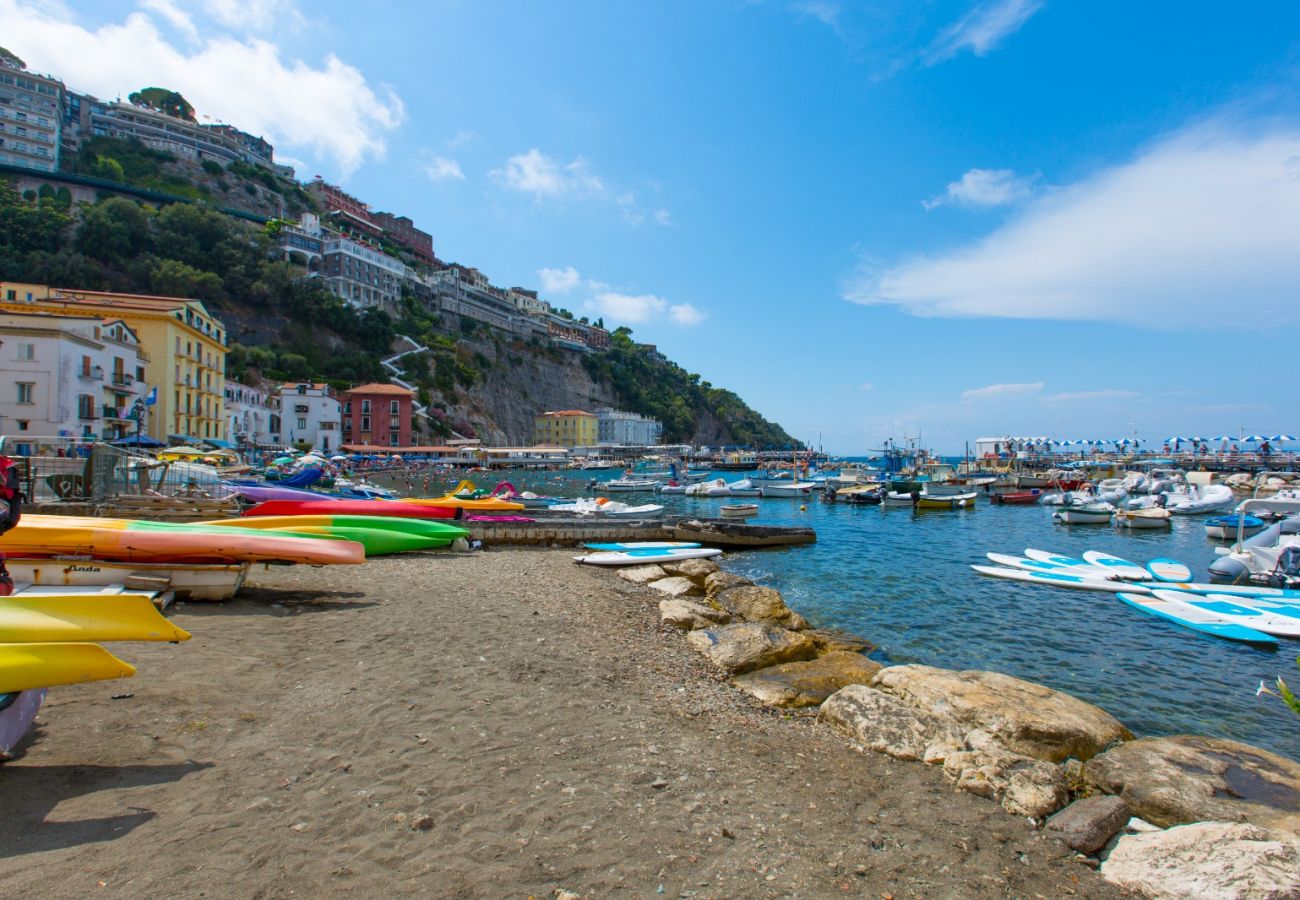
0,642,137,693
1151,590,1300,638
1024,548,1088,568
1164,582,1300,602
0,594,192,644
1081,550,1151,581
574,548,723,567
971,565,1146,593
1115,592,1277,645
1147,558,1193,583
584,541,702,552
985,553,1117,579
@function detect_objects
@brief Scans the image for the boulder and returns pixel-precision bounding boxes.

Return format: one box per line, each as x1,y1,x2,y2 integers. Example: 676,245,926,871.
686,623,817,675
704,570,752,598
1045,795,1132,855
618,564,668,585
658,598,730,631
731,651,883,708
819,684,962,761
647,576,703,599
804,627,876,655
1101,822,1300,900
661,558,720,585
942,730,1068,819
1083,735,1300,834
872,665,1131,762
715,585,807,629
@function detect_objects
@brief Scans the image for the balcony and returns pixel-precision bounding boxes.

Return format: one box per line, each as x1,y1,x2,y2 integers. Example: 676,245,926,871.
80,365,103,380
110,371,134,386
78,406,98,421
102,404,130,420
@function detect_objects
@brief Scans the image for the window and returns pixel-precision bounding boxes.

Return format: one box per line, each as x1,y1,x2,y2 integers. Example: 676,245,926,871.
390,399,399,414
15,420,27,431
297,417,307,430
390,433,400,446
361,399,371,413
389,416,400,428
81,355,92,375
343,401,351,414
16,343,33,361
16,382,33,404
360,416,371,431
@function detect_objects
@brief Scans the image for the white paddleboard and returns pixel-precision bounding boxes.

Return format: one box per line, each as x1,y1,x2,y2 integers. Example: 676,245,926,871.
1147,558,1193,582
575,547,723,567
1162,582,1300,601
583,541,701,551
971,564,1146,593
1115,591,1277,645
1081,550,1151,581
1024,548,1088,568
1151,589,1300,638
985,552,1117,580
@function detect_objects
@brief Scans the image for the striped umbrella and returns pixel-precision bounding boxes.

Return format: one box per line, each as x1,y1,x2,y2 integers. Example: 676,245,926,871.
1213,434,1237,443
1164,436,1186,444
1244,434,1269,443
1271,434,1296,442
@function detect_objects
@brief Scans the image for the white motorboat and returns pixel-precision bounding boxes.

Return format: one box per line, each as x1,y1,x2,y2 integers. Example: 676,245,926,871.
658,482,688,494
602,478,661,493
760,481,816,498
1053,503,1116,525
1162,483,1235,515
4,558,249,602
685,478,727,496
724,478,762,496
549,498,664,517
883,490,919,506
1115,507,1172,529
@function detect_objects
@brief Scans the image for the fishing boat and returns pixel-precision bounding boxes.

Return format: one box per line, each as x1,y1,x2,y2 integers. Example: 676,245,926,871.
760,481,815,498
832,484,885,504
720,503,759,519
989,489,1042,505
883,490,920,507
1114,507,1173,530
602,478,661,493
1053,503,1116,525
915,491,978,510
1204,514,1266,540
3,558,249,602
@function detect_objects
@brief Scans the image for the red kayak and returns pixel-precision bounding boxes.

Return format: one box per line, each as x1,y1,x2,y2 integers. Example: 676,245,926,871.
244,499,461,520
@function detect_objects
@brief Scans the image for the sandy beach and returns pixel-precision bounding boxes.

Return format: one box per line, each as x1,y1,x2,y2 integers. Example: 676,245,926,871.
0,549,1117,898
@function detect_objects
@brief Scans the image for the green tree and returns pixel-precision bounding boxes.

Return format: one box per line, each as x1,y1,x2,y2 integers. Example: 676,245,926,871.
128,87,196,122
76,197,153,264
148,258,223,300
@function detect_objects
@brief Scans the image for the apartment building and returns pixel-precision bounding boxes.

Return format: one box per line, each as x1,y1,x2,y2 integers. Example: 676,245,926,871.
340,383,415,448
372,211,435,264
224,379,281,447
0,58,62,172
321,234,407,311
595,408,663,446
271,382,340,451
534,410,598,448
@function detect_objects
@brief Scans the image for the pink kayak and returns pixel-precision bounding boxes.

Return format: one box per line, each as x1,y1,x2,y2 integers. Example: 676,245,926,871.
244,499,461,520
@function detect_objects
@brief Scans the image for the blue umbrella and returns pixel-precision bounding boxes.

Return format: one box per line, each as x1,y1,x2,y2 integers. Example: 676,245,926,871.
1213,434,1236,442
1271,434,1296,442
1164,436,1184,444
1244,434,1269,443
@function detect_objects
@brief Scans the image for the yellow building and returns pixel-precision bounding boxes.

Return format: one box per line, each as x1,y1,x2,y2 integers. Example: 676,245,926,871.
0,283,228,442
534,409,598,448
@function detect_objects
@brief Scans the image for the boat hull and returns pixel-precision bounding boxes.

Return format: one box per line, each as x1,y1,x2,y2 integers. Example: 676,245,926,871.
0,688,45,759
4,558,249,602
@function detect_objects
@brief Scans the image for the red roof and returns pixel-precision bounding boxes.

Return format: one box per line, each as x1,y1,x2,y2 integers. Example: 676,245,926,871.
541,409,595,417
343,383,416,396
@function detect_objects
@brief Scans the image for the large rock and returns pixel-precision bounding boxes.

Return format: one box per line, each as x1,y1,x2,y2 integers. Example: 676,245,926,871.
1101,822,1300,899
661,558,719,585
1045,795,1132,855
872,665,1131,762
715,585,807,629
647,576,703,598
1084,735,1300,834
704,570,752,598
819,684,962,761
731,651,882,708
942,729,1068,819
686,623,817,675
618,564,668,585
658,598,730,631
804,627,876,655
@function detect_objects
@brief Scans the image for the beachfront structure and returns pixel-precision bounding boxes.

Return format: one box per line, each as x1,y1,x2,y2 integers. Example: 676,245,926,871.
0,57,63,172
224,379,281,448
595,407,662,446
270,382,340,451
0,311,149,442
534,410,598,448
341,383,416,448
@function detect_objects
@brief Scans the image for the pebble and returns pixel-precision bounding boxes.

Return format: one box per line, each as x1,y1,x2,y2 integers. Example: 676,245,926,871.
289,822,310,833
411,814,435,831
651,777,670,790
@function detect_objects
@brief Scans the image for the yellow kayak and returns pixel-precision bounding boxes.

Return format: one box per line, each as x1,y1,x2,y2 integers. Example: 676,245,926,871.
0,594,191,644
0,642,136,693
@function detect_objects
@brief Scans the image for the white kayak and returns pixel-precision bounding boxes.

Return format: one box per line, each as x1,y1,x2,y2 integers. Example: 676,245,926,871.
1081,550,1151,581
971,564,1146,593
574,547,724,567
1151,589,1300,638
1116,592,1277,645
1146,557,1193,582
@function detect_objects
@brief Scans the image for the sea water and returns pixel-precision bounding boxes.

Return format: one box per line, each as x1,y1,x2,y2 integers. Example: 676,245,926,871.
401,467,1300,758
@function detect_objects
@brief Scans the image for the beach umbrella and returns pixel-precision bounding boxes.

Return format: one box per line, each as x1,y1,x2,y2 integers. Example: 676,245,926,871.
330,454,347,462
1271,434,1296,442
1213,434,1236,443
1243,435,1268,443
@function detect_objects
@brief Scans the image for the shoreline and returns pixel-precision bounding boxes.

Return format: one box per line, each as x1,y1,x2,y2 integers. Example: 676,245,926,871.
0,549,1116,898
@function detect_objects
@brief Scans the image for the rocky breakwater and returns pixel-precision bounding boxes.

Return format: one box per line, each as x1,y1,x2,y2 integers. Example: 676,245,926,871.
604,557,1300,898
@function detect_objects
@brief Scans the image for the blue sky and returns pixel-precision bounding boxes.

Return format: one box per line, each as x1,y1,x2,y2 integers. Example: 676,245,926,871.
8,1,1300,452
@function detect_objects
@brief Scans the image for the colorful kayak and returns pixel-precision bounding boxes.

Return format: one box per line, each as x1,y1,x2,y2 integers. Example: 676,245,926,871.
0,642,136,693
1115,592,1278,645
406,495,525,511
0,594,191,644
205,515,467,540
1147,558,1194,582
0,515,364,566
574,547,723,567
243,499,460,520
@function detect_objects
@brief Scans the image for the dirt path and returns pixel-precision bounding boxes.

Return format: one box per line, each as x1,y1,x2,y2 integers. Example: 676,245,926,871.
0,550,1118,898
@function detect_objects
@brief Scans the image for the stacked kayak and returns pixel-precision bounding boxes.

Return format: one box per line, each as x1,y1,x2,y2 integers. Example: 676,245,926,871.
404,480,524,512
0,515,364,566
204,514,468,556
244,498,460,520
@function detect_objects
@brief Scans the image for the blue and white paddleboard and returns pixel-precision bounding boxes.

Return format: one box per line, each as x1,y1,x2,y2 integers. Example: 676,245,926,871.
1024,548,1090,568
575,547,723,566
1147,558,1193,583
584,541,701,552
1151,590,1300,638
1118,591,1275,644
1081,550,1151,581
972,564,1147,593
985,552,1117,579
1162,582,1300,602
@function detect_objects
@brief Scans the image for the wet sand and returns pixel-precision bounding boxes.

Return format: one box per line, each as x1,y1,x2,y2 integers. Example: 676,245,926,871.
0,550,1118,898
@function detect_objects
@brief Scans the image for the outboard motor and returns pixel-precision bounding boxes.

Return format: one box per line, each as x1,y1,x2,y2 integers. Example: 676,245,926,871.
1264,546,1300,590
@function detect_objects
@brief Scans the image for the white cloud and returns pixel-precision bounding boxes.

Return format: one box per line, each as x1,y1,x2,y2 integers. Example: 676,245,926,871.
446,129,476,149
1047,389,1140,402
2,0,403,175
669,303,706,326
925,0,1044,64
961,381,1043,400
490,148,604,200
539,266,581,294
791,0,842,32
140,0,197,41
617,192,644,225
201,0,301,32
847,120,1300,329
923,168,1036,210
653,208,673,226
423,155,464,182
859,382,874,392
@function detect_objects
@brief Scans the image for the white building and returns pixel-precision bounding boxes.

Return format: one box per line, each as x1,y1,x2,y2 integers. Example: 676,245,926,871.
596,407,663,446
0,312,148,442
270,382,341,451
224,379,280,448
321,235,407,312
0,58,63,172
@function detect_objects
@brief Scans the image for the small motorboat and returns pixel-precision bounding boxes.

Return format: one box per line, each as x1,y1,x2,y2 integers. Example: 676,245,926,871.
720,503,759,519
1162,484,1235,515
1204,514,1266,540
549,499,665,518
724,478,762,497
915,491,978,510
760,481,816,498
883,490,920,507
833,484,884,504
685,478,727,496
1053,502,1116,525
989,490,1042,505
658,481,687,494
1115,507,1173,529
602,478,661,493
